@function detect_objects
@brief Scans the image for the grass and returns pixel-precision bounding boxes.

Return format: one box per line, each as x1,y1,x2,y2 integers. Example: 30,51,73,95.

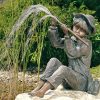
90,65,100,78
0,81,36,100
0,72,38,100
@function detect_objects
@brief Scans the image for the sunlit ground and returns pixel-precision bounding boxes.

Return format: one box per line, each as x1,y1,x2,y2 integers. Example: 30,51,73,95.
0,65,100,100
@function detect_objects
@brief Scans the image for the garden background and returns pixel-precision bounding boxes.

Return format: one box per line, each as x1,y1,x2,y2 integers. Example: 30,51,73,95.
0,0,100,99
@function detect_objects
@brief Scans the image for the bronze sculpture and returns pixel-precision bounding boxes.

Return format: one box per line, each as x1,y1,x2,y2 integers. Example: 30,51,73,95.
29,13,100,97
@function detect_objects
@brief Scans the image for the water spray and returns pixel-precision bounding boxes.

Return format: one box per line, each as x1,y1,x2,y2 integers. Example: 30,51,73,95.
5,4,89,63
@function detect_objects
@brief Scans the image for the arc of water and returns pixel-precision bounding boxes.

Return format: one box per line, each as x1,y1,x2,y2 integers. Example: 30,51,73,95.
9,4,52,37
6,4,53,50
7,4,52,62
6,4,88,63
39,14,62,25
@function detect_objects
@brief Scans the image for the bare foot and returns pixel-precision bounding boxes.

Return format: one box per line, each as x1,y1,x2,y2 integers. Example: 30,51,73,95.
28,80,45,95
28,88,39,96
29,90,44,98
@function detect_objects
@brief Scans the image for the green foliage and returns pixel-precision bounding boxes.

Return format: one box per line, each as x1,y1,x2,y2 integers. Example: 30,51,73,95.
90,65,100,78
0,0,100,72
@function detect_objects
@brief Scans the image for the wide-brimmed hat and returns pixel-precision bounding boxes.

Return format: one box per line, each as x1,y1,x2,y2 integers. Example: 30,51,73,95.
73,13,95,34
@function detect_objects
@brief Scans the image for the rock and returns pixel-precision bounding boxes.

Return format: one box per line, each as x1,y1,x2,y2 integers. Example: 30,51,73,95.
15,85,100,100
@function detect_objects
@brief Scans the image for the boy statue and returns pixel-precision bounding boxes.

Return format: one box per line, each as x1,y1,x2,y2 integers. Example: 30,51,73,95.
29,13,100,97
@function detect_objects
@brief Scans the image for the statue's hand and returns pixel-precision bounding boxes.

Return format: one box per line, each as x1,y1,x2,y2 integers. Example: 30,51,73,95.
48,25,57,32
50,18,57,26
48,18,57,31
61,24,68,34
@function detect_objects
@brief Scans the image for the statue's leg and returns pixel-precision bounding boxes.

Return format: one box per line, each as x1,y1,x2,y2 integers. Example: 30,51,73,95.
45,65,87,91
40,57,62,81
62,79,72,90
29,57,62,95
30,65,87,97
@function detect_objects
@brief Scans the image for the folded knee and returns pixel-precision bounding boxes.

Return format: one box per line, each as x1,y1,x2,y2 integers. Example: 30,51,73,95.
50,57,58,62
49,57,59,65
59,65,67,72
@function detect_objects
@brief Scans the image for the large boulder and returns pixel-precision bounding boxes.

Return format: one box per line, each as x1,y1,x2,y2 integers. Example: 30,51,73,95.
15,85,100,100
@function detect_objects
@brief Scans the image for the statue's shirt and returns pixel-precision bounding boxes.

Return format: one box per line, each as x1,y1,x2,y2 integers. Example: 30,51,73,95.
48,26,92,77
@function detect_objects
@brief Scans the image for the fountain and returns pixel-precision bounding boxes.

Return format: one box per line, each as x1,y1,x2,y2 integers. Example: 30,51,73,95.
5,4,89,63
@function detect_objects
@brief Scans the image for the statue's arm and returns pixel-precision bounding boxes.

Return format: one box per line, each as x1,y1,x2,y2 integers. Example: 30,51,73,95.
48,26,64,49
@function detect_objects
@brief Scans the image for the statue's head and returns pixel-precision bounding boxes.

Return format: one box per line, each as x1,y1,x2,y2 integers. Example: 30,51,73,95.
73,13,95,35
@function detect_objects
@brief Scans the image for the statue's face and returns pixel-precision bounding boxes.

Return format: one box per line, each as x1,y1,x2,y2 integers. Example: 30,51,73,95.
73,25,86,38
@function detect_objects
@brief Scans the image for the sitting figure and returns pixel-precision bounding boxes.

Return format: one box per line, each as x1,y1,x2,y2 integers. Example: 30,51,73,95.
29,13,100,97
